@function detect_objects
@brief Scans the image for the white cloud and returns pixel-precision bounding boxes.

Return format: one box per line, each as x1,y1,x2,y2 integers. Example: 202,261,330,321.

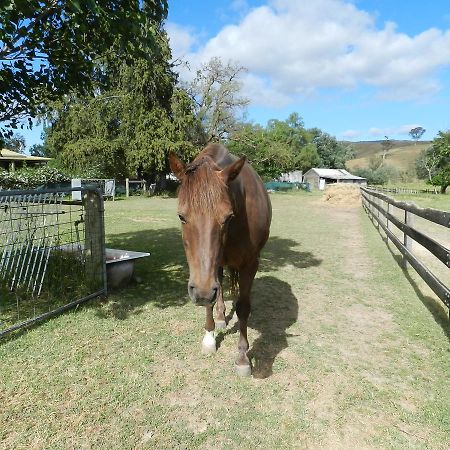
368,124,420,137
166,0,450,106
342,129,362,139
165,22,199,61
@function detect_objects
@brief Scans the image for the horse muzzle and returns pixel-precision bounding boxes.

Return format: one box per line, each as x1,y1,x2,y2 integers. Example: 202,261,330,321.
188,282,219,306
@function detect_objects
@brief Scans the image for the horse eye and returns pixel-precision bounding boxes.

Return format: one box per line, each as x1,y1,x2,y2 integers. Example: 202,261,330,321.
178,214,187,224
222,214,234,226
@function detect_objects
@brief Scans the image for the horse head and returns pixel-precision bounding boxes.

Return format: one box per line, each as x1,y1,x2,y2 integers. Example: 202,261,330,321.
169,152,245,306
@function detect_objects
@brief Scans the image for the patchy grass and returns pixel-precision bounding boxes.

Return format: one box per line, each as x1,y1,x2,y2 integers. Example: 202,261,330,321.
0,193,449,449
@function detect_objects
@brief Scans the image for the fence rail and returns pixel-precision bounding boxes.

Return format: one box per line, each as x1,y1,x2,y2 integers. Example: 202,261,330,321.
0,187,106,336
360,187,450,312
367,185,440,195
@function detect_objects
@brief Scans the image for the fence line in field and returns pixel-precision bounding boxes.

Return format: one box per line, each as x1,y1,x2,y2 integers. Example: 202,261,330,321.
367,185,440,195
360,187,450,317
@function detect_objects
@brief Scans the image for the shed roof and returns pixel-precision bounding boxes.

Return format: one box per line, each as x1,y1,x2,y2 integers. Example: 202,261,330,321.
0,148,51,162
304,168,366,180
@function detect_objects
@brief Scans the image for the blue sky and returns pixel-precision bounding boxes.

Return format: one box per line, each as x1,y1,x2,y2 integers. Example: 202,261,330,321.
19,0,450,149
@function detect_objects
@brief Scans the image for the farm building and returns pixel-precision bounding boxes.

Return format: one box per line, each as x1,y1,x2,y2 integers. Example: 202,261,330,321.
0,148,51,172
303,168,366,190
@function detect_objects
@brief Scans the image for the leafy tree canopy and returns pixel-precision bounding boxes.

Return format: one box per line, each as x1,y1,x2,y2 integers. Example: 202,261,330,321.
2,132,26,153
427,131,450,193
0,0,168,141
228,113,323,180
309,128,354,168
44,56,201,179
409,126,426,143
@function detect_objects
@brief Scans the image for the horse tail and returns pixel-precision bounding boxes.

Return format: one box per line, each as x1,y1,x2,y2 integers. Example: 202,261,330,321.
228,268,239,298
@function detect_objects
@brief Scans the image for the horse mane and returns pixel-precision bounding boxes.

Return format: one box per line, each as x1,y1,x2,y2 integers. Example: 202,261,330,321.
178,156,228,217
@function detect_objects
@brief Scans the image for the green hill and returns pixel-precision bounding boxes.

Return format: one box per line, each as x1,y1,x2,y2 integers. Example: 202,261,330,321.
345,140,431,173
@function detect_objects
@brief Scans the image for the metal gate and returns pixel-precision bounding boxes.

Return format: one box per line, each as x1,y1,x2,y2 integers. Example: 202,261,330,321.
0,187,107,336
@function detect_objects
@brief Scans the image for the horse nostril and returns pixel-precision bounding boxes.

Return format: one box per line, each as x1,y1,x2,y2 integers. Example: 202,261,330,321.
211,287,218,301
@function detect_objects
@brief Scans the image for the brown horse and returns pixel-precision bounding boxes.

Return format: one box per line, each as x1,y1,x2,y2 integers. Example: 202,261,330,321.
169,143,272,376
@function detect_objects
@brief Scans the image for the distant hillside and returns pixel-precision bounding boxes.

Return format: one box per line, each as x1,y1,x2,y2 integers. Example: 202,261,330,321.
345,140,431,173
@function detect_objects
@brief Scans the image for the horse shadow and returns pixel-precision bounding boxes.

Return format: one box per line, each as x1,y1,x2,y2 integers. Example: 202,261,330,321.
248,275,299,378
216,275,300,379
260,236,322,271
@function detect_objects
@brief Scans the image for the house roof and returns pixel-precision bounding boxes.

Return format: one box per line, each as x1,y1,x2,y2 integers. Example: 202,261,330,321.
304,168,366,180
0,148,51,162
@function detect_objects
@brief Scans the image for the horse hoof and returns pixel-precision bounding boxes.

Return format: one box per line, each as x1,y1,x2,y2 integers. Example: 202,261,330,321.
215,320,227,329
202,342,217,354
235,363,252,377
201,330,217,354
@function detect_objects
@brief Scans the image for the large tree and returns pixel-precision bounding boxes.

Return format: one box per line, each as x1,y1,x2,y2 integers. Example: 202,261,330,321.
308,128,354,168
44,59,200,179
228,113,321,179
187,57,249,143
0,0,168,141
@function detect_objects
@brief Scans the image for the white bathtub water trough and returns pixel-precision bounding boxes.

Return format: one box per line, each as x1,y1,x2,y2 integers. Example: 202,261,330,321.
105,248,150,289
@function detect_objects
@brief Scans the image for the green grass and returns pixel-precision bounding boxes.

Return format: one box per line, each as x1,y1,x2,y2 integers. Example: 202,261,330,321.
0,193,449,449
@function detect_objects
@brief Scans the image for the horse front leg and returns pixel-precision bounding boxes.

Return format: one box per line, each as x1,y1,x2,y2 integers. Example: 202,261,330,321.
235,259,258,377
215,267,227,329
202,304,216,354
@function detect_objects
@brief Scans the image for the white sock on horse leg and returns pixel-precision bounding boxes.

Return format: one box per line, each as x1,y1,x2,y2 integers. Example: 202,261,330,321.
201,330,216,354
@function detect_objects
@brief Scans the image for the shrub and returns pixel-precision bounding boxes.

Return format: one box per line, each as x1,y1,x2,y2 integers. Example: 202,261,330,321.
0,166,69,189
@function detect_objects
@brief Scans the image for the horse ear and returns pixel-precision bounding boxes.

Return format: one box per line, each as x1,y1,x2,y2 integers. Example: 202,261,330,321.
169,152,186,180
220,156,246,183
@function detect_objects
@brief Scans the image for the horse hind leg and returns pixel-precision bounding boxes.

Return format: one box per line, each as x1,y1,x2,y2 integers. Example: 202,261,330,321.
235,259,258,377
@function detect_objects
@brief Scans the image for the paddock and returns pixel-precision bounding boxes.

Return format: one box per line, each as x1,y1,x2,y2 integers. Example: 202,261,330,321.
0,192,449,449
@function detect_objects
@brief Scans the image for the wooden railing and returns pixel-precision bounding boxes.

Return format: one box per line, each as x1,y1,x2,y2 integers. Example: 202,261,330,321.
367,185,439,195
361,187,450,312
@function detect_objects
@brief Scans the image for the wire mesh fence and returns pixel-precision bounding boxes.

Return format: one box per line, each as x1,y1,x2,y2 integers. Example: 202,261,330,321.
0,187,106,336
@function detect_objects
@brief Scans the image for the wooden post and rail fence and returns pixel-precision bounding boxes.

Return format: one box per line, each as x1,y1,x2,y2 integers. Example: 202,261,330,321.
360,187,450,319
367,185,440,195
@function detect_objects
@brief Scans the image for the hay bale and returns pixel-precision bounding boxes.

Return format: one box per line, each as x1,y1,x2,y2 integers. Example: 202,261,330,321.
322,184,362,206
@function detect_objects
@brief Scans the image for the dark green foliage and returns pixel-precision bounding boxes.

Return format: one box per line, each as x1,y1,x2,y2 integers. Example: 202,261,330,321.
29,143,47,157
310,129,355,168
228,113,351,180
0,0,169,139
43,24,200,179
2,132,26,153
415,146,440,181
426,131,450,193
353,166,399,185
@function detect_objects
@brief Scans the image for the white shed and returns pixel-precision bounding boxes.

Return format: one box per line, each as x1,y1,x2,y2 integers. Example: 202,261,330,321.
303,168,367,190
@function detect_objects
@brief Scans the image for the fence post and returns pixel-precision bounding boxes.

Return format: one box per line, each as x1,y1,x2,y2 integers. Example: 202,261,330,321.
83,190,104,289
386,202,390,231
402,210,413,269
126,178,129,197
